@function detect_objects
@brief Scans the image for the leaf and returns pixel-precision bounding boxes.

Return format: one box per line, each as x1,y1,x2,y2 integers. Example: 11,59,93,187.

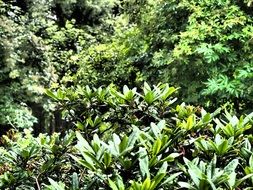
144,82,152,95
186,115,195,130
160,86,177,101
45,89,58,100
144,91,155,105
202,113,211,123
93,116,102,126
218,140,229,155
115,175,125,190
178,181,193,189
150,162,168,190
249,154,253,168
139,147,150,178
83,151,103,169
119,135,128,153
184,157,203,187
76,121,84,130
48,178,65,190
42,159,54,172
123,85,136,101
104,151,112,167
131,181,141,190
234,174,253,188
84,85,93,99
141,177,151,190
156,120,166,132
127,127,139,148
150,122,160,138
71,172,79,190
123,85,130,95
243,112,253,126
110,88,126,100
56,89,65,100
224,159,238,174
160,152,180,163
76,131,95,154
111,133,121,156
222,124,234,137
157,161,168,174
152,138,162,155
70,154,96,171
109,179,119,190
150,173,166,190
206,178,217,190
195,138,209,152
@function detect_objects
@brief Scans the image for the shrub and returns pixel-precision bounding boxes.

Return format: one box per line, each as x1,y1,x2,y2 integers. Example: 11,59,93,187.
1,83,253,189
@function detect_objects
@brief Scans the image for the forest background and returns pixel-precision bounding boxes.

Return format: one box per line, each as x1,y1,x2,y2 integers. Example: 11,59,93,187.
1,0,253,133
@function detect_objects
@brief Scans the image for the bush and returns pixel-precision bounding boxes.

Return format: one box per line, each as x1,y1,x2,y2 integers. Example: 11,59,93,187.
1,83,253,189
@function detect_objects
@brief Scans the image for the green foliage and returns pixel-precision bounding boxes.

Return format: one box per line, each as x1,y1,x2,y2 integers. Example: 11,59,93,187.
1,83,253,189
0,0,55,129
71,0,253,110
1,0,253,132
0,0,119,130
46,82,177,138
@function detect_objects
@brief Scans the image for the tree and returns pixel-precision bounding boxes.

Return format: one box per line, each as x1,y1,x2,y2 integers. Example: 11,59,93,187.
74,0,253,112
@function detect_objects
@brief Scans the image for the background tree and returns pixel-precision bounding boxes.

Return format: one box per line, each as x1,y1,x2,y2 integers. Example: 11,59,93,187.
0,0,253,134
75,0,253,112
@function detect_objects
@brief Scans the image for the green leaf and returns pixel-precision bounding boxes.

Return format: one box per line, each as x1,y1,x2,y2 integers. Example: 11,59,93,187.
224,159,238,175
70,154,96,171
45,89,58,100
150,162,168,190
127,127,139,148
202,113,211,123
48,178,65,190
150,122,160,138
104,151,112,168
83,151,103,169
76,121,84,130
131,181,141,190
195,138,209,152
144,91,155,105
144,82,152,95
112,133,121,156
160,86,177,101
110,88,126,100
249,154,253,168
234,174,253,188
123,85,130,96
218,140,229,155
123,85,136,101
178,182,193,189
139,147,150,178
119,135,128,153
222,124,234,137
184,157,203,187
84,85,93,99
160,152,180,163
76,131,95,154
115,175,125,190
141,177,151,190
71,172,79,190
109,179,119,190
186,115,195,130
150,174,166,190
152,138,162,155
56,89,65,100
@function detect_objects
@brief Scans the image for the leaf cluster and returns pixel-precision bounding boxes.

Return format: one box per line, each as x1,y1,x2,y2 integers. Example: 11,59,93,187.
1,83,253,189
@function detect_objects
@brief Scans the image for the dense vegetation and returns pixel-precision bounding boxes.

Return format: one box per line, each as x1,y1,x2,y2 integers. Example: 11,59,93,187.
0,0,253,189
